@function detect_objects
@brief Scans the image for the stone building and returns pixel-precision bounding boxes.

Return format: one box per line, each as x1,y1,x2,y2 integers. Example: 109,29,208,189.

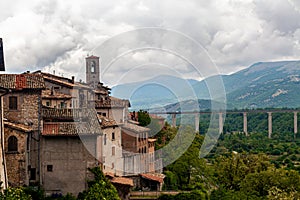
34,71,94,109
0,54,164,196
40,107,102,196
0,73,45,187
4,121,32,187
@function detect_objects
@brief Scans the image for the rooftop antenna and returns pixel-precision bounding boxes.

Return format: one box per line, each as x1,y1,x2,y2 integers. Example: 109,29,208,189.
0,38,5,71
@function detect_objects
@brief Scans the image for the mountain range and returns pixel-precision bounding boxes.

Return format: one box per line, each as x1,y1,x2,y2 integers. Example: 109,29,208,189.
111,61,300,110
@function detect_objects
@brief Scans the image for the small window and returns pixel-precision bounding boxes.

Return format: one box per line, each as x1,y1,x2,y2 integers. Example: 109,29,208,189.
8,136,18,152
9,96,18,110
104,134,107,145
46,101,51,107
30,168,36,180
112,163,114,169
112,146,115,156
47,165,53,172
102,113,106,117
112,132,115,141
90,61,96,73
60,102,65,108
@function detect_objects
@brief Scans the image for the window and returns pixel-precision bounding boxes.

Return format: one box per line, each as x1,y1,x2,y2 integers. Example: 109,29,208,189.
30,168,36,180
104,134,107,145
46,101,51,107
9,96,17,110
112,146,115,156
112,163,114,169
102,113,106,117
47,165,53,172
90,61,96,73
8,136,18,152
60,102,65,108
112,132,115,141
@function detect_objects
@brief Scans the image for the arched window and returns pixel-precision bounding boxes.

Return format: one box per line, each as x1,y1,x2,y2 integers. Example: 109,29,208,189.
8,136,18,152
90,61,96,73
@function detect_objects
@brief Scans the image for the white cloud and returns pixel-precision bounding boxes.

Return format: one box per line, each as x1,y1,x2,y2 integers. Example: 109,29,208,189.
0,0,299,85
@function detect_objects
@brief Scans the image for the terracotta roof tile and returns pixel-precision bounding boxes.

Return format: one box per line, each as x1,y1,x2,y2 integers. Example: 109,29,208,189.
42,89,72,99
0,74,45,89
42,122,101,136
42,108,102,136
111,177,134,186
140,173,165,183
97,115,118,129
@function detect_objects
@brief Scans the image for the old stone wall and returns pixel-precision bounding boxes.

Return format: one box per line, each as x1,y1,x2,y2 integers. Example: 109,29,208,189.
4,127,29,186
3,91,41,130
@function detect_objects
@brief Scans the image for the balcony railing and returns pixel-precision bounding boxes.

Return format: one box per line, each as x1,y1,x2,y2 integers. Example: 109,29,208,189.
93,99,129,108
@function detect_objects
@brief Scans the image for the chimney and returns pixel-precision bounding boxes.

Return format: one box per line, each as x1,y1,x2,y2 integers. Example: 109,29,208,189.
71,76,75,84
0,38,5,71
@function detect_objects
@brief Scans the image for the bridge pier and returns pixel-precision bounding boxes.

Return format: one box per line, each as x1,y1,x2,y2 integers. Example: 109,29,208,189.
243,112,248,136
171,113,176,128
268,112,272,139
195,113,199,132
219,112,223,134
294,112,298,137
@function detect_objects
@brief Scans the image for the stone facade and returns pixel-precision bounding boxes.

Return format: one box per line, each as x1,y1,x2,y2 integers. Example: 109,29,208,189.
0,74,44,188
86,55,100,86
4,123,31,186
3,91,41,131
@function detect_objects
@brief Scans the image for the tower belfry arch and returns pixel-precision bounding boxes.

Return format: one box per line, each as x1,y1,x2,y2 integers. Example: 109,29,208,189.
86,55,100,87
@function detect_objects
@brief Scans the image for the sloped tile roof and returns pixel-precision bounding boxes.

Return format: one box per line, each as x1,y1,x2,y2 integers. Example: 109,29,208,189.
42,89,72,99
0,74,45,89
4,121,32,132
140,173,165,183
121,122,150,133
42,122,102,136
97,115,118,129
111,177,134,186
42,108,102,136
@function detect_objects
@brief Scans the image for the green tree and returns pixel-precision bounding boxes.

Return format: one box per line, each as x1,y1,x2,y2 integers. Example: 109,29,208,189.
214,153,271,190
137,110,151,126
241,168,300,197
0,187,32,200
78,167,120,200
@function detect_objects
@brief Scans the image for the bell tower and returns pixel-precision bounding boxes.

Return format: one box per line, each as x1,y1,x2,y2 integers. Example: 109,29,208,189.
86,55,100,87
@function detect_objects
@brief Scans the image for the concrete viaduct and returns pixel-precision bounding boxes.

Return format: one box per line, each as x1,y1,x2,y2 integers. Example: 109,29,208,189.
150,110,300,139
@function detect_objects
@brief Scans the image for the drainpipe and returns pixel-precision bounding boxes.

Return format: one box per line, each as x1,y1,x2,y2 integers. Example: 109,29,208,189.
37,93,42,186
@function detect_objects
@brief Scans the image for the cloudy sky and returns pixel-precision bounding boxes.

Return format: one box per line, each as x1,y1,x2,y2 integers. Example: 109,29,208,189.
1,0,300,86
